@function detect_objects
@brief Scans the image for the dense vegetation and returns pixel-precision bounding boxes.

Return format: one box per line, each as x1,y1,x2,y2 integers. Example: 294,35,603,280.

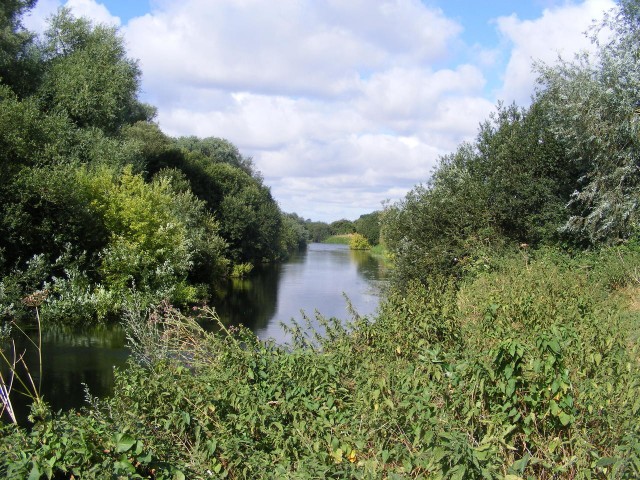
1,0,639,478
381,0,640,285
0,3,307,324
3,245,638,479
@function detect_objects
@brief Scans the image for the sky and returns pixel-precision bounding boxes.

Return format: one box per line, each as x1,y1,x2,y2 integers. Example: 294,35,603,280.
24,0,616,222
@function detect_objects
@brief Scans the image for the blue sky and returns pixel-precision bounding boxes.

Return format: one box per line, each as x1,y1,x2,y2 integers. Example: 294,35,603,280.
25,0,616,222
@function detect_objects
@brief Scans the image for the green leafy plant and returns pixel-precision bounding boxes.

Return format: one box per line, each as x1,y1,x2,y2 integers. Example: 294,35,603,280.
349,233,371,250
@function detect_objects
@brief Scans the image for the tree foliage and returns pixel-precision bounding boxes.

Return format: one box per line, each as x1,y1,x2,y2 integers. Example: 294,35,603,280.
329,219,355,235
354,211,381,246
0,0,40,96
0,7,305,323
39,9,150,133
536,0,640,243
383,0,640,285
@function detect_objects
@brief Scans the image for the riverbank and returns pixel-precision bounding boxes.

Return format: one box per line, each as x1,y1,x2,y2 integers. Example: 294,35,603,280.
2,244,638,478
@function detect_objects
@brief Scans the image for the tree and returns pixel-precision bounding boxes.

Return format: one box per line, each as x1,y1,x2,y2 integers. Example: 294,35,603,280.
349,233,371,250
0,0,40,97
473,101,575,244
536,0,640,243
280,213,309,253
160,142,286,263
175,136,254,175
354,211,381,245
38,9,150,134
329,219,355,235
304,221,330,242
381,142,499,286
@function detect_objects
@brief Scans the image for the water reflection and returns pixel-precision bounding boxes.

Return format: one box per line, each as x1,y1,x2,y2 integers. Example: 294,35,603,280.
1,323,128,424
215,243,388,344
1,243,388,423
210,264,280,331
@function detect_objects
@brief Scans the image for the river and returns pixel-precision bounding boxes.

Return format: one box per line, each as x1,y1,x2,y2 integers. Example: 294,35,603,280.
1,243,388,423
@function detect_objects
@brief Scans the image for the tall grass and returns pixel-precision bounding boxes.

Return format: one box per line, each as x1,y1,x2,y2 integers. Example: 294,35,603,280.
322,234,352,245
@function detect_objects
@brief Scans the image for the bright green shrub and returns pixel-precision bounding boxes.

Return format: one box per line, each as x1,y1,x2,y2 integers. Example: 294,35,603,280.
349,233,371,250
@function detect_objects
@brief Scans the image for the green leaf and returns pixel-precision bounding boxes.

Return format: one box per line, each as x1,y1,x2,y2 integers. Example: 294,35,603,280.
558,411,572,426
547,339,561,354
509,454,530,474
449,465,466,480
173,470,186,480
115,433,136,453
381,450,390,463
596,457,617,467
27,464,41,480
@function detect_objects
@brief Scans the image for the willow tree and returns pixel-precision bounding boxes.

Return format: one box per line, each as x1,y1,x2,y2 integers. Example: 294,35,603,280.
536,0,640,244
38,8,151,134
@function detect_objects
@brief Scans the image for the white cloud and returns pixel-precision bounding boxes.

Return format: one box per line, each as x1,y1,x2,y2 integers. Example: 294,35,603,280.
23,0,621,222
65,0,121,26
125,0,461,100
496,0,615,104
24,0,120,32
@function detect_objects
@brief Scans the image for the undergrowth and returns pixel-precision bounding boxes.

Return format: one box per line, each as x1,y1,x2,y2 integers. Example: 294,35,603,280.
0,245,638,478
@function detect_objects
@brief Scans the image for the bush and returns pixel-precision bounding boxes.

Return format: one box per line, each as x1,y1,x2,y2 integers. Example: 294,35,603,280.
349,233,371,250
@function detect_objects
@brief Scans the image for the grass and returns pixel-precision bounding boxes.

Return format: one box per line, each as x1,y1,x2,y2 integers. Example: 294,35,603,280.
322,234,352,245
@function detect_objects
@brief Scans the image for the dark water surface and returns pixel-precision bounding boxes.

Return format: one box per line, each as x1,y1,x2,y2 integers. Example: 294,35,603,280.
1,243,388,423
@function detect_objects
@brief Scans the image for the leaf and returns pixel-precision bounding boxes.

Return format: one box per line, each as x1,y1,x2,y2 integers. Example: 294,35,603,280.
27,464,41,480
596,457,617,467
473,445,492,461
558,411,572,426
547,339,561,354
381,450,390,463
509,454,530,474
115,433,136,453
449,465,466,480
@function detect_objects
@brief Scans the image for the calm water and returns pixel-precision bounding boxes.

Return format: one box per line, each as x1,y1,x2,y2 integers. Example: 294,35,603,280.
214,243,388,342
1,243,387,423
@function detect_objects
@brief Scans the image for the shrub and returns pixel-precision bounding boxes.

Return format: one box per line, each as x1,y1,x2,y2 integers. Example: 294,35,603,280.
349,233,371,250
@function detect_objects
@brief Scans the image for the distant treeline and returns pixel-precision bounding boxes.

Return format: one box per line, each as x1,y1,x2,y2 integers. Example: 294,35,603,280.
305,212,382,246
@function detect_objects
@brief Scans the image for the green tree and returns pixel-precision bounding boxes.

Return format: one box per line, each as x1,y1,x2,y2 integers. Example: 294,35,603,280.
38,9,151,134
160,142,286,263
329,219,355,235
175,136,254,174
0,0,41,97
305,221,331,242
382,142,498,285
349,233,371,250
280,213,309,253
354,211,381,245
536,0,640,243
473,102,575,244
78,165,227,309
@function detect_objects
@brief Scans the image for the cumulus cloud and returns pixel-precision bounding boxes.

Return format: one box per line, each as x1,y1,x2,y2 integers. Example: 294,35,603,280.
24,0,120,32
496,0,615,104
22,0,621,221
125,0,461,99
